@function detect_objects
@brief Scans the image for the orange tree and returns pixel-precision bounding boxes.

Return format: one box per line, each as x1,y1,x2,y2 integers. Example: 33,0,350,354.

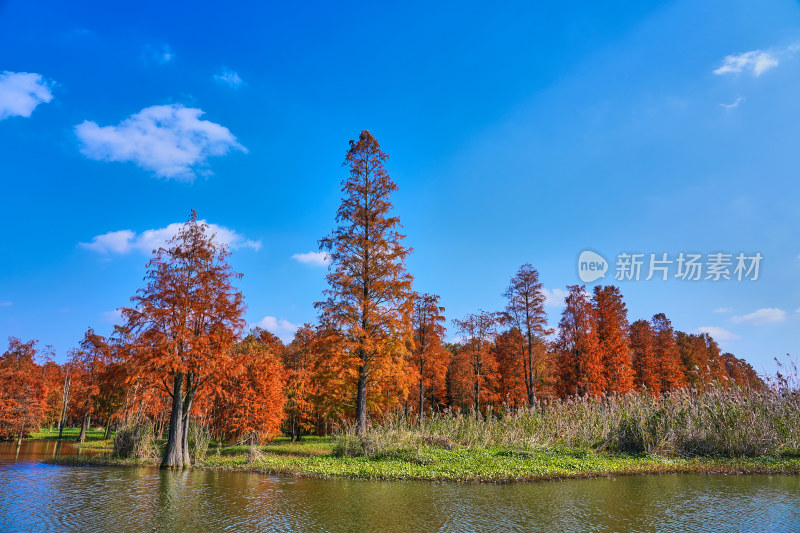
451,311,501,413
316,131,414,434
282,324,321,440
0,338,44,442
630,319,660,394
502,264,550,405
555,285,605,397
592,285,634,394
410,293,449,416
651,313,687,392
211,329,285,444
123,211,245,467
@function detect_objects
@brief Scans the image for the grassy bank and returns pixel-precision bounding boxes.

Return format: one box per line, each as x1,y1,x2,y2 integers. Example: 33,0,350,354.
29,427,109,442
48,436,800,483
28,427,114,450
47,388,800,482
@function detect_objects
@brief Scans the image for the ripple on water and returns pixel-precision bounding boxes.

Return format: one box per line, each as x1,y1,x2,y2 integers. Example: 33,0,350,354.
1,442,799,532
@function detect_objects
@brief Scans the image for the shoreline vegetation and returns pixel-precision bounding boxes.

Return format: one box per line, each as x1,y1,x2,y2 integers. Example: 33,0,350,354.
45,387,800,483
47,445,800,484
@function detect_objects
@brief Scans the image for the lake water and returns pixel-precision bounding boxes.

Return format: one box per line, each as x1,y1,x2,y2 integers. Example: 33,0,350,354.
1,440,798,532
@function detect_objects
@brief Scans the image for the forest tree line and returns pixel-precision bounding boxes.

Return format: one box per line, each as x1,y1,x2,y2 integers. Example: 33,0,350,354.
0,131,762,466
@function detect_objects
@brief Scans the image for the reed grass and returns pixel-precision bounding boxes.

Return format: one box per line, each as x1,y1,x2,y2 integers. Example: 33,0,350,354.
333,387,800,459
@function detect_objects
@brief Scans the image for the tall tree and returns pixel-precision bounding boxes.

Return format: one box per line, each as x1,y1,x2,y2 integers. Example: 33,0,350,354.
650,313,687,392
555,285,605,397
282,324,320,440
503,264,550,405
493,328,529,407
630,320,660,394
68,329,111,442
316,130,414,434
410,293,449,417
39,356,65,430
592,285,634,394
0,338,44,443
123,211,245,467
452,311,500,412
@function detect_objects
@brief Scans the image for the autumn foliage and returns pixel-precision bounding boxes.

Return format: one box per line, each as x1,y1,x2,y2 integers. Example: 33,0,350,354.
409,293,449,415
316,130,414,434
556,286,605,397
0,338,44,441
211,329,285,444
123,211,246,467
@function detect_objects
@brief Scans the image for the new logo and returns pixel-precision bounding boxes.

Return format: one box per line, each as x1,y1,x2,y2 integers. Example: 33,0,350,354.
578,250,607,283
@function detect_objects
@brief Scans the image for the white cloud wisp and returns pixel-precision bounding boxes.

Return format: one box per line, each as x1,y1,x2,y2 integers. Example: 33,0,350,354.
81,220,261,255
0,71,54,120
75,104,246,180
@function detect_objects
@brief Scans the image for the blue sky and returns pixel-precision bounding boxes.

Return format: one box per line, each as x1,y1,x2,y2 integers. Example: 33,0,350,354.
1,0,798,375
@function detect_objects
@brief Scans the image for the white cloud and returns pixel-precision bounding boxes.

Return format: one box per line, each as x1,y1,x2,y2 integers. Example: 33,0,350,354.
714,307,733,313
292,251,330,266
143,43,174,65
253,315,298,343
80,220,261,254
714,50,779,76
731,307,787,325
75,104,247,180
214,68,245,89
719,97,744,110
695,326,740,341
542,288,568,308
0,71,54,120
82,230,136,254
0,301,12,307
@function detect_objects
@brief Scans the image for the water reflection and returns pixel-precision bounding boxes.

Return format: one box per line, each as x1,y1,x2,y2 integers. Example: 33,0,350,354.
0,439,100,463
0,441,798,532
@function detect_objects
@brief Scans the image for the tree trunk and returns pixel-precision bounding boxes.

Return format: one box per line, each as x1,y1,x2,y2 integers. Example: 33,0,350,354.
162,372,185,468
58,373,71,440
77,414,89,442
526,352,536,406
181,412,191,466
418,358,425,423
355,361,367,435
527,339,538,406
104,418,113,440
474,377,480,413
17,417,25,446
181,374,196,466
419,379,424,420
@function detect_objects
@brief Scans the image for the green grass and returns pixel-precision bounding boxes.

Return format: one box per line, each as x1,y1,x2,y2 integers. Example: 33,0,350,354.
48,436,800,482
215,436,333,457
29,427,110,442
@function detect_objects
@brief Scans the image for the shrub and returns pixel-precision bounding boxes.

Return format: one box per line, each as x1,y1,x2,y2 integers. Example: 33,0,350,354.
113,422,158,460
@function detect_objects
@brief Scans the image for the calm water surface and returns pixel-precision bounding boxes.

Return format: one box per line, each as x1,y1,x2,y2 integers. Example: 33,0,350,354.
1,440,798,532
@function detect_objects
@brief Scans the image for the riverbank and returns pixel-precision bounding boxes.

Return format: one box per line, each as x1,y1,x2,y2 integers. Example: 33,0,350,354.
47,437,800,483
